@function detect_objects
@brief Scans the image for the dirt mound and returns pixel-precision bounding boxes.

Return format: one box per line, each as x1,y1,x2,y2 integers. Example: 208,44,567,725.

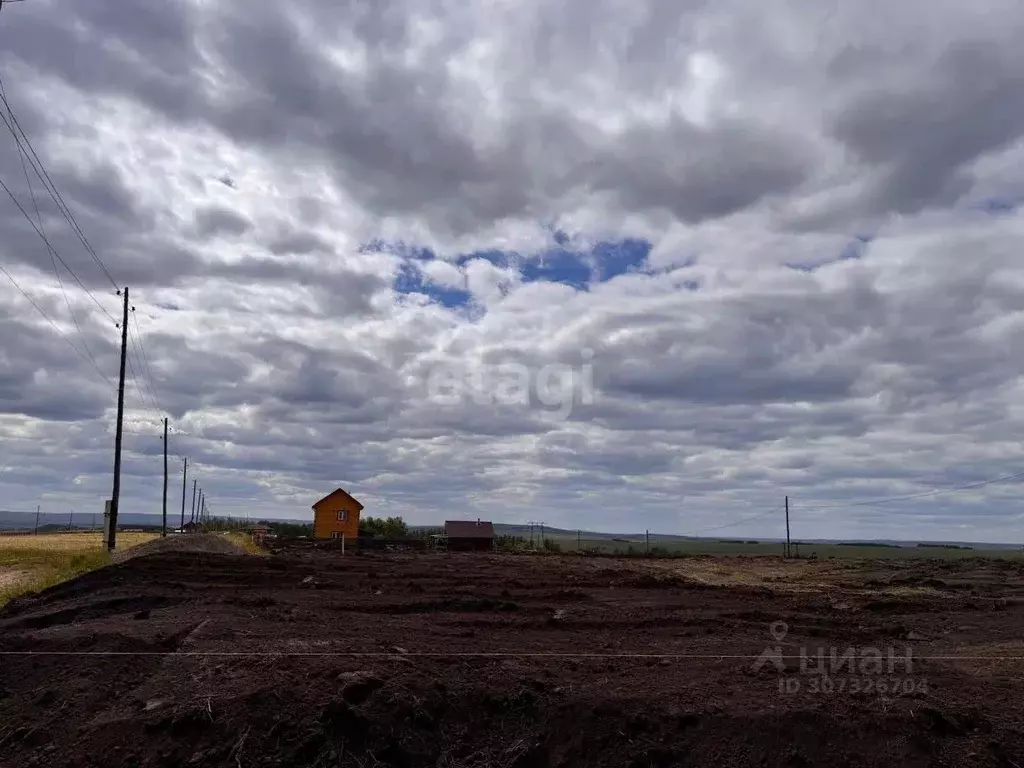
111,533,246,563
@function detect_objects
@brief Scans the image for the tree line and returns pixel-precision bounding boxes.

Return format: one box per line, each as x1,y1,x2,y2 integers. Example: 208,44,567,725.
200,515,442,539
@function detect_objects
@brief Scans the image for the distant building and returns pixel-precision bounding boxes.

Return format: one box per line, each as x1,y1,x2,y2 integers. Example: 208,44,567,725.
249,525,271,545
182,521,200,534
445,519,495,552
312,487,364,541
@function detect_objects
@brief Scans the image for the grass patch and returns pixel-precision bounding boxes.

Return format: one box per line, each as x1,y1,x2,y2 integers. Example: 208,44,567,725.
0,532,157,552
0,549,111,608
223,532,267,556
0,531,157,608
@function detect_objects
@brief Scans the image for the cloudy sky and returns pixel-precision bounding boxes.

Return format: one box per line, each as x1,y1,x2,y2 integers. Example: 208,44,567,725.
1,0,1024,541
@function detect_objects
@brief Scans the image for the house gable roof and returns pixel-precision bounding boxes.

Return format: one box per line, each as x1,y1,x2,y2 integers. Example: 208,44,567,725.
445,520,495,538
312,487,364,511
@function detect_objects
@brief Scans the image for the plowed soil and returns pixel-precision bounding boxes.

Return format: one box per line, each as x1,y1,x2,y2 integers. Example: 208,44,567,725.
1,547,1023,767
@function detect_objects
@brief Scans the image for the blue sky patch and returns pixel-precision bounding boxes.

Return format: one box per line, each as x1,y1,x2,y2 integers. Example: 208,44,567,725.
591,238,653,281
361,239,436,261
455,249,515,269
372,233,655,306
786,234,874,272
521,248,590,289
393,261,470,309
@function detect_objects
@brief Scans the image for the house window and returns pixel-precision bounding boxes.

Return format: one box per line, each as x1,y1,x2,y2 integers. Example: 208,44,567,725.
336,510,348,522
331,531,344,540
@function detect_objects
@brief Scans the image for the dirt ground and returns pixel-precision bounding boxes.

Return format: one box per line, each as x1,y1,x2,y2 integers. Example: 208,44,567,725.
1,545,1023,767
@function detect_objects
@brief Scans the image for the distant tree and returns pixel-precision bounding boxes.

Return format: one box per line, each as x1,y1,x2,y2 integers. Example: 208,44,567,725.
542,538,562,553
359,516,408,537
496,535,528,552
268,521,313,538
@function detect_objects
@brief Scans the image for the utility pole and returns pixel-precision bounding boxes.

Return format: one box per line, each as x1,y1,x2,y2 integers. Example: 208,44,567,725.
69,509,73,531
785,495,791,559
162,417,168,537
180,457,187,533
107,286,129,551
34,504,39,535
527,521,545,550
190,479,197,526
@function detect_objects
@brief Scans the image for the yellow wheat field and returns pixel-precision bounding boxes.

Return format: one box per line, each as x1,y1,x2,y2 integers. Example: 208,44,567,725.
0,532,158,606
0,531,158,552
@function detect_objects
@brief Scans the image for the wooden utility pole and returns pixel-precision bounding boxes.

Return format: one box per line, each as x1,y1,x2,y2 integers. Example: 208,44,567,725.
107,287,129,552
33,504,39,534
577,529,581,551
785,496,791,558
190,479,197,525
180,457,187,532
162,417,168,537
646,529,650,556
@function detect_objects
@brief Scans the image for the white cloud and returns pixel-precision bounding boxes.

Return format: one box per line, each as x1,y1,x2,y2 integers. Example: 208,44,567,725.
0,0,1023,542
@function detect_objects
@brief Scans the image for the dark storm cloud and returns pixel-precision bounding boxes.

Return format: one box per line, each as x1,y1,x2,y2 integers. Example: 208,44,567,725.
205,257,386,317
267,231,333,256
596,118,812,222
830,39,1024,217
0,0,202,124
0,306,113,420
194,205,252,238
0,0,816,237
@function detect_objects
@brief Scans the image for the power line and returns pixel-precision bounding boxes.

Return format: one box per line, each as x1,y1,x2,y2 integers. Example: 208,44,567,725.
0,263,114,387
124,330,164,422
796,469,1024,513
125,343,149,414
0,74,120,290
129,308,162,413
0,172,117,323
2,93,106,378
677,507,783,537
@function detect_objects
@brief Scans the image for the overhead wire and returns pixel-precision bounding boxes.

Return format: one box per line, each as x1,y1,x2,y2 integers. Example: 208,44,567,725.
794,469,1024,512
0,172,117,323
129,308,162,413
0,73,120,290
676,506,783,537
0,69,170,420
0,263,114,387
2,88,106,379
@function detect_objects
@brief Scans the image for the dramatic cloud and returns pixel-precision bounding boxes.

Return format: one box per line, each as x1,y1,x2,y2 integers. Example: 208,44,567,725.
1,0,1024,542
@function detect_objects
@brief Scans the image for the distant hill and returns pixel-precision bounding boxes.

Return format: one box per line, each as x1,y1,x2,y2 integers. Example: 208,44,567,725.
2,510,1020,549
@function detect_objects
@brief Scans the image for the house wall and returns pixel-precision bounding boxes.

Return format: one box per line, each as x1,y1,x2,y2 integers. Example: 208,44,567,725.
313,495,362,540
448,537,493,552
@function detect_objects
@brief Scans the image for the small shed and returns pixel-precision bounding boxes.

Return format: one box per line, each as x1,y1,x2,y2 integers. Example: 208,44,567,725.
445,520,495,552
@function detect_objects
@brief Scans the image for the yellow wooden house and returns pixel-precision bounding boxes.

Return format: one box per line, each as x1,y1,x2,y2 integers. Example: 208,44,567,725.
312,487,364,540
